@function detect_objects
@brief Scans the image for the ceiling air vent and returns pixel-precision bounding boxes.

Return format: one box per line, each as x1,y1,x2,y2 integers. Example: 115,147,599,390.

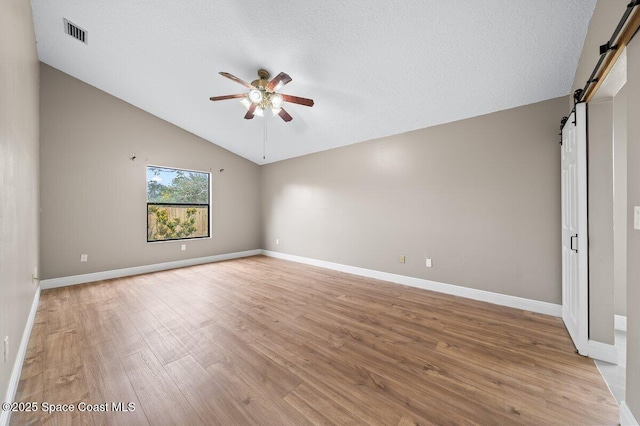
64,19,87,44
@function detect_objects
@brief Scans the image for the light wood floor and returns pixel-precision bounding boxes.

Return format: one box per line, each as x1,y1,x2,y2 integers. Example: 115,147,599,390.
12,255,617,425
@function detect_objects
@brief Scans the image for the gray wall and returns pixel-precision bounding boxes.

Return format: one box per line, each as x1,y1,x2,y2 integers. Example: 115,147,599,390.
0,0,40,405
39,64,261,280
261,97,566,304
587,99,614,344
626,33,640,423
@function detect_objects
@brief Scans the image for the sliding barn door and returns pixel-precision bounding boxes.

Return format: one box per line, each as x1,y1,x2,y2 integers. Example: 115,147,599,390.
561,103,588,355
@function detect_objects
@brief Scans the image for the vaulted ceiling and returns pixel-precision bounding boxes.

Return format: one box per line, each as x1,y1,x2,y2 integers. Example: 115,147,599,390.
31,0,596,164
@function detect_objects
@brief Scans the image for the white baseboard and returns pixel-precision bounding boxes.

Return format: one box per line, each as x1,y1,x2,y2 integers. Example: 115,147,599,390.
588,339,618,364
40,249,262,290
261,250,562,317
1,286,41,426
621,401,639,426
616,314,627,332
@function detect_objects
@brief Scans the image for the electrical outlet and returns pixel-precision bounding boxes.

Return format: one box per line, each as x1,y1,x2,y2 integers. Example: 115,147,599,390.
3,336,8,363
426,258,433,268
399,255,406,264
635,206,640,230
80,254,88,262
276,239,279,245
181,244,186,251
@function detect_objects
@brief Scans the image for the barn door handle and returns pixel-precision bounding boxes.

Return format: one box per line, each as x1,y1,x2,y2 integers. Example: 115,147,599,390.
571,235,578,253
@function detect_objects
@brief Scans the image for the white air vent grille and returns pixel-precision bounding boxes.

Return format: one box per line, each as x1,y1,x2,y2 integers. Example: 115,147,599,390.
64,19,87,44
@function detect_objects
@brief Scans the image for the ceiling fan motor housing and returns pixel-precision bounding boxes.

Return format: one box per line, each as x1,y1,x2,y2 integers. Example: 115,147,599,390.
251,69,271,90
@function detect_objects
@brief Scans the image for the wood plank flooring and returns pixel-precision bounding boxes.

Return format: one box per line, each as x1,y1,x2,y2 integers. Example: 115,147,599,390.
11,255,618,425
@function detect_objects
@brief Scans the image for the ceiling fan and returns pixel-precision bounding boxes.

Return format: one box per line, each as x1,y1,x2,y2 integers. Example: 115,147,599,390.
209,69,314,122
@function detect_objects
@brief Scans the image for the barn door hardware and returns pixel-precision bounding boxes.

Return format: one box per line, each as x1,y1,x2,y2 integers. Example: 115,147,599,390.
571,234,579,253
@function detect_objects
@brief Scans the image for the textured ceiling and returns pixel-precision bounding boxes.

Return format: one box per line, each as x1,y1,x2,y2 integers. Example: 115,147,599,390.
31,0,596,165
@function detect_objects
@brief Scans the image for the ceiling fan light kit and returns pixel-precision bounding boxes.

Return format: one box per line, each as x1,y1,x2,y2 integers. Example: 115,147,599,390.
209,68,314,122
248,89,263,103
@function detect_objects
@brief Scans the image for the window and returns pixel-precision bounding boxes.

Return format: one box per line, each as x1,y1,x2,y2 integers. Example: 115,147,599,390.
146,165,210,242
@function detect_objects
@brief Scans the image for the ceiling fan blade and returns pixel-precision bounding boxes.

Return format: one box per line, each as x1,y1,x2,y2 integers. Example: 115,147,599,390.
219,72,254,89
209,94,246,101
278,108,293,122
266,72,292,91
244,103,257,120
282,94,314,107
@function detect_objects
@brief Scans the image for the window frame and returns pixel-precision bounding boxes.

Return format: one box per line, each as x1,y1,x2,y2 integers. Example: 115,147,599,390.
146,164,211,243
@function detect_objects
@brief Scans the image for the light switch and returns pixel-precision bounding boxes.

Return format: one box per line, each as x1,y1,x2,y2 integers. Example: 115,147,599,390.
635,206,640,230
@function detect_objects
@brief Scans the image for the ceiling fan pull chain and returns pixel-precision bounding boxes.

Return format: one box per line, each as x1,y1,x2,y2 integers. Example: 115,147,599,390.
263,117,267,160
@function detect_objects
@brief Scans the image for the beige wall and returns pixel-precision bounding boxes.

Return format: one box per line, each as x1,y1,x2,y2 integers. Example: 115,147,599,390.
0,0,40,406
574,0,639,420
626,32,640,423
39,64,261,280
261,97,566,304
587,99,615,344
614,84,627,317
